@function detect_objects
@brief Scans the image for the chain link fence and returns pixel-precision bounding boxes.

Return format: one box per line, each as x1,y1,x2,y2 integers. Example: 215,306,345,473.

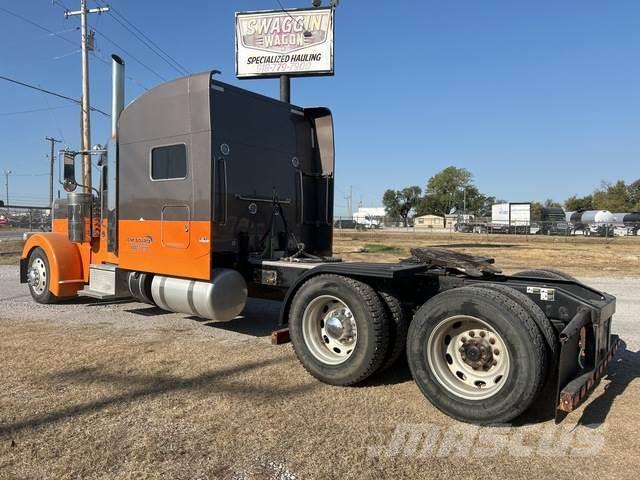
0,205,51,241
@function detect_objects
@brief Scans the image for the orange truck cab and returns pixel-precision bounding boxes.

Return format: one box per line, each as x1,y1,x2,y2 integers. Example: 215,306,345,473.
21,56,334,318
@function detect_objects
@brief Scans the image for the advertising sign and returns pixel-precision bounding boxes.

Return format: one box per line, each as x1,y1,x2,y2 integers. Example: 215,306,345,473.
235,7,334,78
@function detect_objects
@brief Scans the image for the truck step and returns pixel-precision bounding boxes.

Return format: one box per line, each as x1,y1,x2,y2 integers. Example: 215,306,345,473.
86,263,129,298
78,288,122,300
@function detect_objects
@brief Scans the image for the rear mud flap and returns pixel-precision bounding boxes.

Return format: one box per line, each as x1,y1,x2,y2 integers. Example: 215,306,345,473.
555,308,620,422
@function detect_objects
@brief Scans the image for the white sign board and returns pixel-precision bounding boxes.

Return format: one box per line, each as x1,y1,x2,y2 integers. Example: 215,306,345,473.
235,8,334,78
509,203,531,226
491,203,510,225
491,203,531,226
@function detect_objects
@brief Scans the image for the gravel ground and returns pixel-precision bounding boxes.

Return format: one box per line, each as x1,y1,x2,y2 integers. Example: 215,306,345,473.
0,265,638,479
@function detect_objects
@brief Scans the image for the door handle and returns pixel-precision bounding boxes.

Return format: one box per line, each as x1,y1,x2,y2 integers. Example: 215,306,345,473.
218,157,228,225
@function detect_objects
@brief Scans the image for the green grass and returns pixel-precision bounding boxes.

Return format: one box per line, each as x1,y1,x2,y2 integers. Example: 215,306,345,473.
361,243,404,255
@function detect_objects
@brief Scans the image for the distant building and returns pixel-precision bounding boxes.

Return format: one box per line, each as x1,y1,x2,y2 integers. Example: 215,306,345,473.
414,214,445,229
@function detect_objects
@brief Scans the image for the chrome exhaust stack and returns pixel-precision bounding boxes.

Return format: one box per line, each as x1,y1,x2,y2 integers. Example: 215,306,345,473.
111,54,125,140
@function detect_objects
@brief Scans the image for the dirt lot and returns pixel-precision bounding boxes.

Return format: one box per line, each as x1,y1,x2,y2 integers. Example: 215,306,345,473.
334,230,640,278
1,262,639,480
0,239,22,265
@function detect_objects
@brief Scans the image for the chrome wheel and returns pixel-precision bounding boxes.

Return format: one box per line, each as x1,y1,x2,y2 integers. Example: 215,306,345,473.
427,315,510,400
27,257,48,296
302,295,357,365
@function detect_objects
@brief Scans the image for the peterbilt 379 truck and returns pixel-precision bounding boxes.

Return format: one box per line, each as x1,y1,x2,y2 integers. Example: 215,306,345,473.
21,56,619,424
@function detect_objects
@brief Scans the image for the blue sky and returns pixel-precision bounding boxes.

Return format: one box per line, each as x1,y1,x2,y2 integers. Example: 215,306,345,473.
1,1,639,214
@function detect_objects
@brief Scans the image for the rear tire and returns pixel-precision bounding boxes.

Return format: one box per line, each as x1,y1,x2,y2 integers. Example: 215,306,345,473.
289,274,390,386
472,283,558,392
26,247,58,304
377,291,409,372
407,286,546,424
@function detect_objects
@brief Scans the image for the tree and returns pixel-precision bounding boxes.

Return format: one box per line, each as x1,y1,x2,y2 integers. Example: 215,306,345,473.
418,166,486,216
529,199,561,221
628,179,640,211
592,181,631,212
565,194,594,212
383,186,422,227
530,201,543,221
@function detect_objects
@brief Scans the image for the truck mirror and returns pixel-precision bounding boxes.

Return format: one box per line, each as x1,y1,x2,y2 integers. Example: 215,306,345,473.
62,151,77,192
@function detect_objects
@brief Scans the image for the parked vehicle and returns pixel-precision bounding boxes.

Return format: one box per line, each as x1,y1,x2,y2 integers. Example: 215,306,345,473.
20,58,620,425
334,219,358,229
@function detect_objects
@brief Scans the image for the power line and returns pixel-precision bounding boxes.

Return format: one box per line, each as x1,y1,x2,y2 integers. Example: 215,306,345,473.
92,28,166,81
0,6,78,49
1,4,149,92
275,0,309,32
0,105,74,116
95,0,189,76
10,173,50,177
0,75,110,117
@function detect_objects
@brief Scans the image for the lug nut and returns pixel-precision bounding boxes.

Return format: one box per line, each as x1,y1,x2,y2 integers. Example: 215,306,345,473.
494,349,500,355
461,337,467,343
469,331,475,337
492,359,498,366
479,331,486,337
489,338,496,345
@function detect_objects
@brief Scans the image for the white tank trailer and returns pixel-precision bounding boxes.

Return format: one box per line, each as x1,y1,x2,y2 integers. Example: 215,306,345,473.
567,210,615,236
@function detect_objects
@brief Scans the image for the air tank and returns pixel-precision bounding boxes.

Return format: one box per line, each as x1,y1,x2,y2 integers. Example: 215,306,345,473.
151,268,247,321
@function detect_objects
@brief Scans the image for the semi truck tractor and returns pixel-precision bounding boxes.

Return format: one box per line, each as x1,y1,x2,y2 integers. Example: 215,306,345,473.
20,57,620,424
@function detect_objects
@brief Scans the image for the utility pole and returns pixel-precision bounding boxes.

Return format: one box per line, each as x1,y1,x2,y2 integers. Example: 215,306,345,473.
463,188,466,214
64,0,109,193
45,137,62,208
3,170,11,206
345,185,353,218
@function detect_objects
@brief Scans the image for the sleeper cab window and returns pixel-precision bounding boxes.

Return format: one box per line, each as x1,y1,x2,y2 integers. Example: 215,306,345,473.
151,144,187,180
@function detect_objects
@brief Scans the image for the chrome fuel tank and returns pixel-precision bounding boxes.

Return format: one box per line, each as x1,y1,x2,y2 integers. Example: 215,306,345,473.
151,268,247,321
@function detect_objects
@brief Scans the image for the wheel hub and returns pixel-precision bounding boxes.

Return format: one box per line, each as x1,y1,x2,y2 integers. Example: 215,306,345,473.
325,315,345,339
27,257,47,295
427,315,510,400
27,267,40,287
324,308,354,342
302,296,358,365
460,337,494,370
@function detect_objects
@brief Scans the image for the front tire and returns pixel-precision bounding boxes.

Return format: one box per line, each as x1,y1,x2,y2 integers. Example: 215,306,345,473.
289,274,390,386
27,247,58,304
407,286,546,424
